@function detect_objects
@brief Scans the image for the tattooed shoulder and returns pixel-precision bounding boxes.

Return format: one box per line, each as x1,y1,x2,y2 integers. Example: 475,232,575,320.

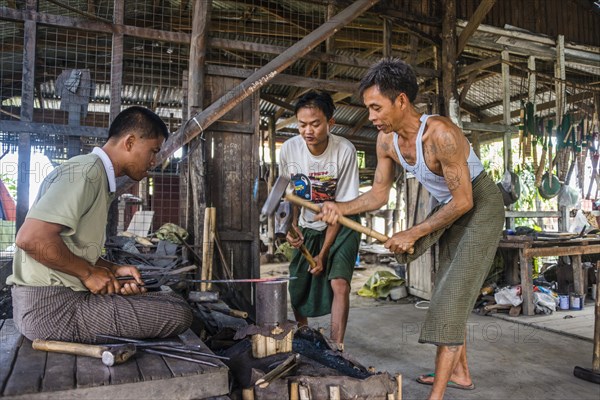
438,130,458,156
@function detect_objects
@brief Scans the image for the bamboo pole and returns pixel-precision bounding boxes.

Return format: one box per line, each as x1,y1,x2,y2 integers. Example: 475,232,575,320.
207,207,216,290
200,207,212,291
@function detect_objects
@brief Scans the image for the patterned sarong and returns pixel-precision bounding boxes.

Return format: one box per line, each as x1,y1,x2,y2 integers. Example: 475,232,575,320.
12,286,193,343
397,172,504,345
289,217,360,318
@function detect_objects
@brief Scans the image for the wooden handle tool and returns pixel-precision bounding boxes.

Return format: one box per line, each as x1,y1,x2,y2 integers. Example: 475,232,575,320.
284,193,414,254
287,227,317,270
33,339,136,366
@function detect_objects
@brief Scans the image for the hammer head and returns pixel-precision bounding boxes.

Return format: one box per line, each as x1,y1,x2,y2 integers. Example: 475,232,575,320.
261,175,291,218
101,343,136,367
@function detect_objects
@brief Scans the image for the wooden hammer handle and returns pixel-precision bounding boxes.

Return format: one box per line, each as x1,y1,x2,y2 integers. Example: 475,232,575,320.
287,227,317,269
33,339,105,359
285,193,415,255
285,193,390,243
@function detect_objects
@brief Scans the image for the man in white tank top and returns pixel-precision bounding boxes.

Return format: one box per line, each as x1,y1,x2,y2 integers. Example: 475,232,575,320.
319,59,504,399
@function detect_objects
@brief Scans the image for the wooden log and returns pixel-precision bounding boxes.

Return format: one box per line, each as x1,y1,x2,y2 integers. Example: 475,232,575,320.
251,335,266,359
329,385,340,400
242,387,255,400
396,373,402,400
299,384,311,400
290,382,300,400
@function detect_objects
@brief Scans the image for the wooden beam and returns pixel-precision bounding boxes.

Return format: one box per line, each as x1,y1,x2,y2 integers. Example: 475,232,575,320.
260,94,295,112
0,7,190,43
457,0,496,55
458,71,478,105
346,112,370,138
208,37,439,78
0,120,108,137
206,65,358,93
483,91,595,123
250,0,310,34
276,115,296,131
462,121,518,133
458,55,501,77
151,0,380,173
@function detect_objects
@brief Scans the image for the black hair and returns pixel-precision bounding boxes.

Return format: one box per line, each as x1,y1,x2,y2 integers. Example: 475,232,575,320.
358,58,419,104
108,106,169,141
294,90,336,120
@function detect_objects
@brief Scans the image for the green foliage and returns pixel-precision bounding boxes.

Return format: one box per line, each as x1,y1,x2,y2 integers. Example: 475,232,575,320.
480,139,556,229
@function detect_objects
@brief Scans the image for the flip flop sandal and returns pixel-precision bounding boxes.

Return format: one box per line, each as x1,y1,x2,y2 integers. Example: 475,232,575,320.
416,373,475,390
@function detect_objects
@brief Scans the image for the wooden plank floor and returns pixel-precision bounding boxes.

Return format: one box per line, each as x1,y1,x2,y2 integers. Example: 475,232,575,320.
0,320,229,400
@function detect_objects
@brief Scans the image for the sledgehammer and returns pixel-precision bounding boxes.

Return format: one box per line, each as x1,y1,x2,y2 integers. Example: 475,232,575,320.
262,175,413,253
33,339,136,367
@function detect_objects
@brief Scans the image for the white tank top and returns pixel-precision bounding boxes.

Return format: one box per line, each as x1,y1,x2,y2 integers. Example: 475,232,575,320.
393,114,484,203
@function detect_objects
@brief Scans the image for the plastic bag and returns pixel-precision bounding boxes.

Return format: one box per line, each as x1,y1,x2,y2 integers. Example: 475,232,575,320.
357,271,405,299
558,184,580,209
534,292,556,313
569,209,589,234
494,286,523,306
155,223,188,244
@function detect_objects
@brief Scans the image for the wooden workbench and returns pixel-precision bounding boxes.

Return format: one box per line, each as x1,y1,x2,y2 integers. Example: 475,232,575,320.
0,319,229,399
498,235,600,316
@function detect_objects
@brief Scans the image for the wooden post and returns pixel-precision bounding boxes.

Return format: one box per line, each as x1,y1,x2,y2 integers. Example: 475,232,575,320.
188,0,211,282
396,373,402,400
441,0,458,122
572,255,584,297
16,0,37,232
520,248,534,315
109,0,124,123
555,35,568,232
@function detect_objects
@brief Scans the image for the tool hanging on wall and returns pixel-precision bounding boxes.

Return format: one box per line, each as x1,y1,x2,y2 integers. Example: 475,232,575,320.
535,119,550,188
519,103,525,167
525,102,536,166
578,119,589,197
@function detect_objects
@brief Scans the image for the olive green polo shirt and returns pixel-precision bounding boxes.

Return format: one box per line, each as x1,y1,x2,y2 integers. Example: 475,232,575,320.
7,150,115,291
